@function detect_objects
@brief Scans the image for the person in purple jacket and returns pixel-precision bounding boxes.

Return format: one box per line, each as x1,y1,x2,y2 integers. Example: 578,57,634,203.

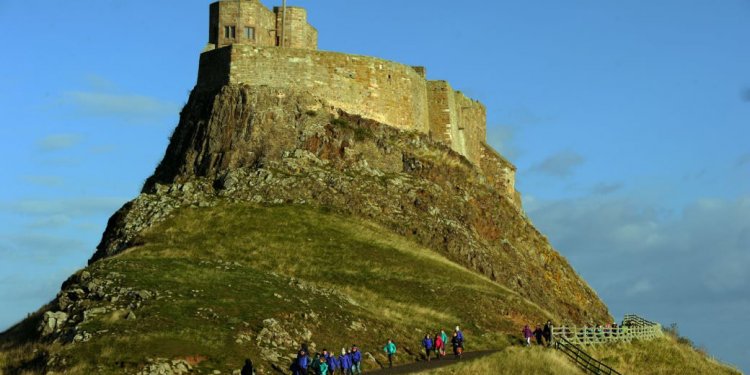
523,325,533,346
338,348,352,375
326,350,339,375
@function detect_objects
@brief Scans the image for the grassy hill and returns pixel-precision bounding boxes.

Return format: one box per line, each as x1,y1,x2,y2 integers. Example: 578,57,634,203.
1,202,553,374
414,336,741,375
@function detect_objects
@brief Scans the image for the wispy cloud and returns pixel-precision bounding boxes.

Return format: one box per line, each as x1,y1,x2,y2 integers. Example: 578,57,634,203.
90,145,118,154
0,233,87,261
21,175,64,188
2,197,125,216
736,153,750,168
27,214,72,229
487,124,522,160
83,74,118,92
591,182,623,195
36,134,83,152
625,279,653,297
526,194,750,300
499,107,554,127
531,150,586,177
61,91,179,124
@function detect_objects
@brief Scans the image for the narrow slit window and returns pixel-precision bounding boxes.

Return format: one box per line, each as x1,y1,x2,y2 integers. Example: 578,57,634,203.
224,25,236,39
244,26,255,40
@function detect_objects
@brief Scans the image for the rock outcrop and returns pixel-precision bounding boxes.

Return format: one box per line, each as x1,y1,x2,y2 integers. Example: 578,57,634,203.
90,84,610,324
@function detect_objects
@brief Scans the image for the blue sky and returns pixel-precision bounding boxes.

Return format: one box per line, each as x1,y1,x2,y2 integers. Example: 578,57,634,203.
1,0,748,372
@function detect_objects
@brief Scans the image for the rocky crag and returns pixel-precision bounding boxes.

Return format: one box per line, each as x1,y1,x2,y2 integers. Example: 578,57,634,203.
0,83,614,374
93,84,609,324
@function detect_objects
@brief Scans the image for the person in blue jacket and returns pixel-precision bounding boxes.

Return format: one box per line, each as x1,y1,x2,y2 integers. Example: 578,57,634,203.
350,345,362,374
339,348,352,375
326,350,339,375
422,334,434,362
297,349,310,375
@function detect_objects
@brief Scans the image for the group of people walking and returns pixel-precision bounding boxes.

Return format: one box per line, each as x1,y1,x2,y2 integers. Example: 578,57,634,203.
292,345,363,375
420,326,465,363
522,320,553,347
289,326,466,374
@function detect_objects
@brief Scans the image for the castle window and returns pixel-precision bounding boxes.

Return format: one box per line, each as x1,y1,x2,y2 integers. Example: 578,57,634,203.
244,26,255,40
224,25,236,39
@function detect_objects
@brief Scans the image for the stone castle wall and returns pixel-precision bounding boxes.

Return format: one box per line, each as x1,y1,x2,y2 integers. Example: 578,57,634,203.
426,81,486,165
196,46,490,166
274,7,317,50
198,45,432,134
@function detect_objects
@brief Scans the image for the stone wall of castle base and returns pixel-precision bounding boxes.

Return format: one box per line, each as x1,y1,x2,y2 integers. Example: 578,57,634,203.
197,45,494,167
427,81,486,165
198,45,431,134
479,142,521,208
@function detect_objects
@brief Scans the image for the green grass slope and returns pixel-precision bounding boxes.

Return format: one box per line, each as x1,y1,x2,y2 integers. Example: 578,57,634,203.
588,335,741,375
1,202,553,374
415,347,583,375
416,337,742,375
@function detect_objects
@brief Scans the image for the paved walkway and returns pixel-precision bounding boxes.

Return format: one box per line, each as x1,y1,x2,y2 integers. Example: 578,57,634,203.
368,350,498,374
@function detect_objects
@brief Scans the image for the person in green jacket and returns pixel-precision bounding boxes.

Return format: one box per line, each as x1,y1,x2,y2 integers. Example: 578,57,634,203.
383,339,397,368
319,356,329,375
440,329,449,357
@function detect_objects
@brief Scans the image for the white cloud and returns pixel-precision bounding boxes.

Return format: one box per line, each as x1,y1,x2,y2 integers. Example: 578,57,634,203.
526,194,750,302
625,279,653,297
487,125,522,160
530,150,586,177
0,233,87,261
736,153,750,168
36,134,83,151
28,214,71,229
2,197,125,216
62,91,179,124
591,182,623,195
21,175,64,187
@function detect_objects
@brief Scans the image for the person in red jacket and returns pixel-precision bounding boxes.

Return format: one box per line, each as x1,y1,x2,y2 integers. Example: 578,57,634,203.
434,333,444,360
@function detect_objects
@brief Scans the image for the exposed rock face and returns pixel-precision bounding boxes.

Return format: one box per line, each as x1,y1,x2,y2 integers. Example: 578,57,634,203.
91,84,610,324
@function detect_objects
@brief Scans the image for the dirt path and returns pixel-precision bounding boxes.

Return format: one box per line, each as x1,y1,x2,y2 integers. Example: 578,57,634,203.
367,350,499,374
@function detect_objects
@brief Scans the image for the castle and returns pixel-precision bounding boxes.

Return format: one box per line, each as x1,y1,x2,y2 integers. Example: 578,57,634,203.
197,0,519,203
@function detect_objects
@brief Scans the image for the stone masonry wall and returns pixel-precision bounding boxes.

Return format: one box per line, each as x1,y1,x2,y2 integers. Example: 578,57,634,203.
427,81,486,164
198,45,431,133
479,142,521,207
455,92,486,165
274,7,318,49
427,81,457,146
210,0,278,48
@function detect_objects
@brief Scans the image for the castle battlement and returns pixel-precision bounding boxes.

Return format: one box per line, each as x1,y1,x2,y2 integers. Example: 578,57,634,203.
196,0,517,199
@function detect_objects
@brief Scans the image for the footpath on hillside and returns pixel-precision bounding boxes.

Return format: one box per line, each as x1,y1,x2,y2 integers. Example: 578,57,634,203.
368,350,498,374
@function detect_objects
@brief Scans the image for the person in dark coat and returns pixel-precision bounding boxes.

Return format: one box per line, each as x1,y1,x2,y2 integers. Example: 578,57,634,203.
450,332,463,359
533,325,544,345
543,321,553,346
241,358,254,375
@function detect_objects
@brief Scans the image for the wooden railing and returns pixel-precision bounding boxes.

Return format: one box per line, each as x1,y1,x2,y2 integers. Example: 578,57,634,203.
555,336,622,375
549,315,663,374
551,314,663,346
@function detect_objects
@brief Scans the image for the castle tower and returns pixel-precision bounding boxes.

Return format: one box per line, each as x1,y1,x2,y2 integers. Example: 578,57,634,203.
208,0,317,50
